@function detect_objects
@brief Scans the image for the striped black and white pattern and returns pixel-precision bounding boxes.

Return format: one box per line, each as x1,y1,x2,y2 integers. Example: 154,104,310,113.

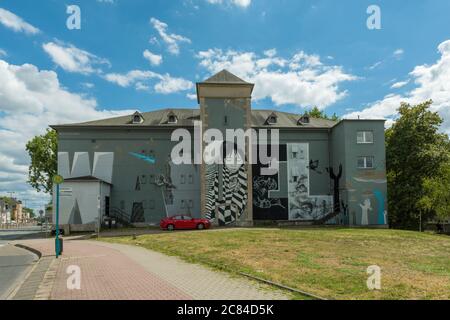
216,163,248,226
205,164,219,221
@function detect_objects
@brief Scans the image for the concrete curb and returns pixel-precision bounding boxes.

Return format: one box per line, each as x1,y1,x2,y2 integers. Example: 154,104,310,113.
14,243,42,259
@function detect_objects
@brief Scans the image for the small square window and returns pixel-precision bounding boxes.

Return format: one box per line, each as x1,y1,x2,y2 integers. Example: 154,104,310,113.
188,174,194,184
357,156,374,169
180,174,186,184
357,131,374,144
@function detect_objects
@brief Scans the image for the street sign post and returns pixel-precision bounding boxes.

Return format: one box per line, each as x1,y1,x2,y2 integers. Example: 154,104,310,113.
53,175,64,258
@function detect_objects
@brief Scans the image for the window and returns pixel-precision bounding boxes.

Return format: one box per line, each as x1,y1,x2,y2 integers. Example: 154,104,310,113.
132,113,144,124
268,116,277,124
357,131,374,144
357,156,374,169
168,115,177,124
188,174,194,184
180,174,186,184
298,116,310,124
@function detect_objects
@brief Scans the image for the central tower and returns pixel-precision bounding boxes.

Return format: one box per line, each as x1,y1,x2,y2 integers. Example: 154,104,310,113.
197,70,255,226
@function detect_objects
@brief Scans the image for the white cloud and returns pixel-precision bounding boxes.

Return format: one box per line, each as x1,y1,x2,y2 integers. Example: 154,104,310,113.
150,18,191,55
42,41,110,75
0,8,40,35
0,59,132,210
0,48,6,57
143,50,163,66
97,0,115,3
154,74,194,94
206,0,251,8
196,48,356,108
393,48,404,59
104,70,160,87
186,93,197,100
368,61,382,70
391,80,409,89
104,69,193,94
345,40,450,133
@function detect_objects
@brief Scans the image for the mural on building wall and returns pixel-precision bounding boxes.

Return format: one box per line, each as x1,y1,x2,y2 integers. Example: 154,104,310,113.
253,176,285,210
205,146,248,226
308,159,323,174
58,152,114,183
58,152,114,224
287,144,333,221
374,190,387,225
359,199,373,226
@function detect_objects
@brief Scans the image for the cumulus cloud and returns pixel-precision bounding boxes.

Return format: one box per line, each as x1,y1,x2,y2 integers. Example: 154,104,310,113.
0,8,40,35
143,50,163,66
0,48,6,57
42,41,110,75
196,48,356,108
345,40,450,133
150,18,191,55
0,59,132,209
104,69,193,94
391,80,409,89
206,0,251,8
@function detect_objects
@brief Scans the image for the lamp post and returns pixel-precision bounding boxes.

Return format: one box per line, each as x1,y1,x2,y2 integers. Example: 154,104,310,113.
53,175,64,258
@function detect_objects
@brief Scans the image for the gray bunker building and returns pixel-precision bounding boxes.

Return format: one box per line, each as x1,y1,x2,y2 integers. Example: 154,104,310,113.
52,70,388,231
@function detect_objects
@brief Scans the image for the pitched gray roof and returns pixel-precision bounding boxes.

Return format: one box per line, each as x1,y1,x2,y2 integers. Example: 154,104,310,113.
202,70,250,84
51,108,338,129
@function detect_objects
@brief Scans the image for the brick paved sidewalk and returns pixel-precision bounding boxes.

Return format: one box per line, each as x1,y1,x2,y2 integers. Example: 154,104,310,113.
12,239,289,300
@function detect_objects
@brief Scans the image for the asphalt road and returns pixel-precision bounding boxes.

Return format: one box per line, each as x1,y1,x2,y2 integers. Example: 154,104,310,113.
0,226,45,245
0,244,38,299
0,227,44,299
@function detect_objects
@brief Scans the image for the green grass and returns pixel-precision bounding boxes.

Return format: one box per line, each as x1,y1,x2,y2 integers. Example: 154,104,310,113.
100,228,450,300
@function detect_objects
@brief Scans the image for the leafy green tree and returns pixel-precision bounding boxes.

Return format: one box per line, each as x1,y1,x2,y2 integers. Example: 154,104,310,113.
419,163,450,221
386,100,450,229
23,207,35,218
26,129,57,194
306,106,339,121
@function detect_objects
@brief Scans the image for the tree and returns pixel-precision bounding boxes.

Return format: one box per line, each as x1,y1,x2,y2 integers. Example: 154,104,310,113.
306,106,339,121
385,100,450,229
26,129,57,194
419,162,450,221
23,207,35,218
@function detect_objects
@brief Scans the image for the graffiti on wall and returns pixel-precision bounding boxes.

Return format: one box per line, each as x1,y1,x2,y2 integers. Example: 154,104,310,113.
287,144,333,221
359,199,373,226
58,152,114,183
253,176,285,210
205,146,248,226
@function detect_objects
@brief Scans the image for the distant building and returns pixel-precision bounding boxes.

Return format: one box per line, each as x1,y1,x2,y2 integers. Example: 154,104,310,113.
0,199,11,224
51,70,388,231
12,200,23,223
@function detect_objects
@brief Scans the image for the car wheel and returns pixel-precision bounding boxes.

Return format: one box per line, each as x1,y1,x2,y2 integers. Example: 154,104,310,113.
167,224,175,231
197,223,205,230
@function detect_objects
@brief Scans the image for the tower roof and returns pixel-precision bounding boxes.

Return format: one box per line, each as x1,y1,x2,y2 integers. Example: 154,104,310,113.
202,69,250,84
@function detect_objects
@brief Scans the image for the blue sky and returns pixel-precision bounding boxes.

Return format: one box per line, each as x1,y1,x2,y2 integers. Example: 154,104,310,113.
1,0,450,210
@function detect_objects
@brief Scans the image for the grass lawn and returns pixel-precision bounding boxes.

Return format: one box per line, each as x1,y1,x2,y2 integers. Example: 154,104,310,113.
101,228,450,300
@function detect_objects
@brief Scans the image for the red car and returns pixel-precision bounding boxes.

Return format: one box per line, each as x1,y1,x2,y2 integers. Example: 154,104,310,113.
160,215,211,231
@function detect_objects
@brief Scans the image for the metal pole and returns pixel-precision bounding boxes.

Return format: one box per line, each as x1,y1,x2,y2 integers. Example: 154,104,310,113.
55,184,60,258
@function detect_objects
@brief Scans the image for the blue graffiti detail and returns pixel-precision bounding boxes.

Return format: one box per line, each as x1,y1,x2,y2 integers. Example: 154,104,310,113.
129,152,156,164
373,190,385,225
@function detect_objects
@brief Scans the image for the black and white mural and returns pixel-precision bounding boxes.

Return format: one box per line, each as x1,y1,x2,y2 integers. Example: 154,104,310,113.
287,143,333,221
252,166,288,220
205,147,248,226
